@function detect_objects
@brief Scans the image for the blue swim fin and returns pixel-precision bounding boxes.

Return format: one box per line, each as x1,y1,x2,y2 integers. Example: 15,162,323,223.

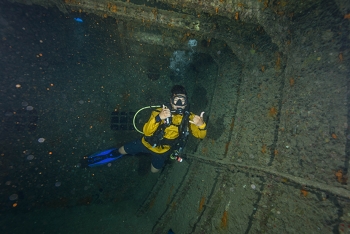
87,148,123,167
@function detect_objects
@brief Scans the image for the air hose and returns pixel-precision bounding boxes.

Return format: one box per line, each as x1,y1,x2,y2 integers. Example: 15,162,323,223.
133,105,161,134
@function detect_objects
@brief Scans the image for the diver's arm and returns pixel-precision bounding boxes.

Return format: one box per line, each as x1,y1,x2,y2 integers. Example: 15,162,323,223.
189,112,207,139
143,109,161,136
190,123,207,139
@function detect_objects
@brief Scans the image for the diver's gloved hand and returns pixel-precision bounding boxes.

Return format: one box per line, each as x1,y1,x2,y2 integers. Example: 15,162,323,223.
189,112,205,127
159,105,172,120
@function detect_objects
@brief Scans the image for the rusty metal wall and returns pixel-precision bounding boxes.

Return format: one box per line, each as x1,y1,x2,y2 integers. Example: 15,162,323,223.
6,0,350,232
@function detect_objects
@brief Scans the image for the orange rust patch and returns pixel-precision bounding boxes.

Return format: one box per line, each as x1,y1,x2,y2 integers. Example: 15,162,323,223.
224,141,231,155
335,169,347,184
167,185,174,205
275,53,281,70
289,77,295,87
149,197,156,209
220,210,228,229
110,5,118,13
269,107,278,118
300,188,308,197
230,118,235,129
198,196,205,212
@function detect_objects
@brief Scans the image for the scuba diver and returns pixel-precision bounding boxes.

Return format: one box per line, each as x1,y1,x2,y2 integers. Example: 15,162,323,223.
86,85,207,173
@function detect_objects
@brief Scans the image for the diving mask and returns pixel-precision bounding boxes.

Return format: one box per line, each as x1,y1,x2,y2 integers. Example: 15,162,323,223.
171,94,187,107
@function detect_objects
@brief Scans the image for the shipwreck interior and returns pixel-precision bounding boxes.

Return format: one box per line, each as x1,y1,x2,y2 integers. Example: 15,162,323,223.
0,0,350,233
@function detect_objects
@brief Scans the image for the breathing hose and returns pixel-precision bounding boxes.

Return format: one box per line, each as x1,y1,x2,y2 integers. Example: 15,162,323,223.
133,105,161,134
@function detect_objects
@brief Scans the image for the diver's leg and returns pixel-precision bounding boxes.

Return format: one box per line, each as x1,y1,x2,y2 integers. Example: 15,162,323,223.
150,153,168,173
118,146,127,155
121,139,164,173
151,164,160,173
